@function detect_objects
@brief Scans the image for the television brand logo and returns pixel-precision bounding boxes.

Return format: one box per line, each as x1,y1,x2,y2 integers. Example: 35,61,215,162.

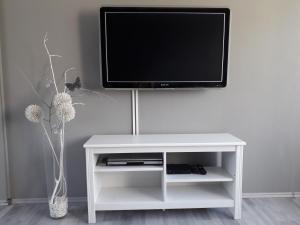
160,83,169,87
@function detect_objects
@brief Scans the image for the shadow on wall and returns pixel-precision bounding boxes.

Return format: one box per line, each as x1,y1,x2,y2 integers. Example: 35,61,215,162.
65,136,89,197
78,10,101,90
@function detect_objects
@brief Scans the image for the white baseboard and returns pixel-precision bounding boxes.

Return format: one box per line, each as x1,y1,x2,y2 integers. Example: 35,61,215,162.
9,193,300,205
0,200,8,206
11,197,86,204
243,192,300,198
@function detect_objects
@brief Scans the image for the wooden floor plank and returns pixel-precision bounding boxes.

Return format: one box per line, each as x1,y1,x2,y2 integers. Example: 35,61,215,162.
0,198,300,225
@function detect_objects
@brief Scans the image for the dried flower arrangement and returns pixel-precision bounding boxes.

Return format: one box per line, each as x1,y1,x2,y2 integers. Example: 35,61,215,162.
24,33,84,218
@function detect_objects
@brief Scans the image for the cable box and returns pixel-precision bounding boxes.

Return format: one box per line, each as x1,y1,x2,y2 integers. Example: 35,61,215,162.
167,164,191,174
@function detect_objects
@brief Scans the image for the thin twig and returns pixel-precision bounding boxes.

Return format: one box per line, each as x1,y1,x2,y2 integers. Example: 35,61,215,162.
48,101,54,135
50,128,62,204
72,102,85,106
50,119,65,204
43,33,60,94
63,67,76,93
50,54,62,58
40,121,59,166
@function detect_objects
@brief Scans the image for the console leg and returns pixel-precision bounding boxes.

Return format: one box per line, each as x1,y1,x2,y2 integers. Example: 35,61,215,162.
233,146,243,220
234,205,241,220
86,150,96,223
88,210,96,224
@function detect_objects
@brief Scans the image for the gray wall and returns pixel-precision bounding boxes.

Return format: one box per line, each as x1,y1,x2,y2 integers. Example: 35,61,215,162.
1,0,300,199
0,42,8,202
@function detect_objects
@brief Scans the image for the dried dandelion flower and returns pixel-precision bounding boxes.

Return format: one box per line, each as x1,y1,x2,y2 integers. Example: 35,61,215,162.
25,105,44,123
53,93,72,108
56,103,75,122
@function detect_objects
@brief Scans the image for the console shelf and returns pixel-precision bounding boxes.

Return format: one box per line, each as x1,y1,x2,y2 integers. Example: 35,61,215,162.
84,133,246,223
166,167,233,183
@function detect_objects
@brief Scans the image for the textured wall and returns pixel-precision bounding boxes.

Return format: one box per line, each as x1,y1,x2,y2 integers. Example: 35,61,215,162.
1,0,300,199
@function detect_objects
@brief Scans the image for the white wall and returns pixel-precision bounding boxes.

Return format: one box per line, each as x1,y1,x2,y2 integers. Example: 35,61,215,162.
1,0,300,199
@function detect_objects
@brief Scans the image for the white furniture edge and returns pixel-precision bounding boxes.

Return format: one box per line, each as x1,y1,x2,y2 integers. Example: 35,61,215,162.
95,165,163,172
84,133,246,148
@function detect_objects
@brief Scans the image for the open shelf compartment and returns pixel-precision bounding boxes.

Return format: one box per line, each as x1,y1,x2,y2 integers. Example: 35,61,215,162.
166,152,235,183
94,169,164,210
94,153,163,172
95,186,163,210
166,183,234,208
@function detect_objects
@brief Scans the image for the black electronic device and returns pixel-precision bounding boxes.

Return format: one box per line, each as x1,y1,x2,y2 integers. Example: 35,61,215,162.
167,164,207,175
100,7,230,89
191,165,207,175
167,164,192,174
99,154,163,166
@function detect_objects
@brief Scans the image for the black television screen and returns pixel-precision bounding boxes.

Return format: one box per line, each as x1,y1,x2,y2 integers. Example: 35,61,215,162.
100,7,230,89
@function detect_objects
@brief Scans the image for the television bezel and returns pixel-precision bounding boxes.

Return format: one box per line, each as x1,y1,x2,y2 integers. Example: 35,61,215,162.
100,7,230,89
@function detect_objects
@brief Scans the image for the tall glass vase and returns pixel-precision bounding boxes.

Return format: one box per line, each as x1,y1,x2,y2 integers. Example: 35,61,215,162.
42,128,68,219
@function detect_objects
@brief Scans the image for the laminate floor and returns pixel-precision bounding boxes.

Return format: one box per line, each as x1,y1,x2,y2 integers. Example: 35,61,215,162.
0,198,300,225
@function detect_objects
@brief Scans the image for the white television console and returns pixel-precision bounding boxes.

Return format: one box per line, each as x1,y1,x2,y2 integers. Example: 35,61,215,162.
83,133,246,223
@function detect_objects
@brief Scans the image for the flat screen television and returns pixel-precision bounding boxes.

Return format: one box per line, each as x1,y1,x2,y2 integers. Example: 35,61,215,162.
100,7,230,89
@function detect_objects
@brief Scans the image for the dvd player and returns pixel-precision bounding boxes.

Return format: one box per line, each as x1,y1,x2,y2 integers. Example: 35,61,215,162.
98,154,163,166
